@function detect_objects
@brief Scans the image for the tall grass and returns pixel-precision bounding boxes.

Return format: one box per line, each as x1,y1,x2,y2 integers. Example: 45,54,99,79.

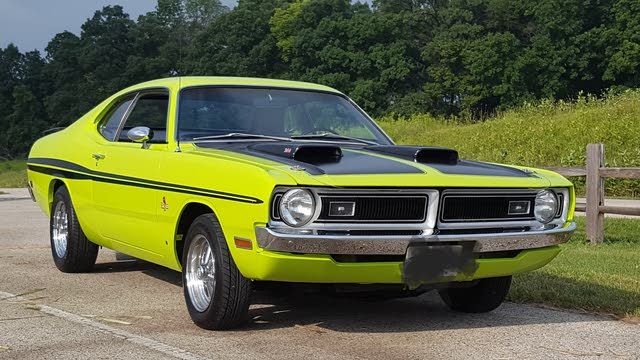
378,90,640,198
0,160,27,188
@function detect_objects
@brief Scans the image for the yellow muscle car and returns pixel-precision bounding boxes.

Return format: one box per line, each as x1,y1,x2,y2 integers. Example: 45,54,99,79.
27,77,575,330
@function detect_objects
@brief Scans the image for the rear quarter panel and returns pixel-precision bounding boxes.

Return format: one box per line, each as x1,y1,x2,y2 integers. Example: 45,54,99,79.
27,115,108,247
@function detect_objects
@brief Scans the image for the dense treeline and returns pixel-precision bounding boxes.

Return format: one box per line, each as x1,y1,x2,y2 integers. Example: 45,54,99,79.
1,0,639,158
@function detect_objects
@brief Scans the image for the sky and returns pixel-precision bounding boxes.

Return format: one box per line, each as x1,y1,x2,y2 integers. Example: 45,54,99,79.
0,0,238,53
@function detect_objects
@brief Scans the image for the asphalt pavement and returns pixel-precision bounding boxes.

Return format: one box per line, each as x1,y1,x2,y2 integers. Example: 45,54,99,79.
0,189,639,359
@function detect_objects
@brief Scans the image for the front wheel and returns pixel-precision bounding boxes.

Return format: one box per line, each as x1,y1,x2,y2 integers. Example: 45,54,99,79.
438,276,512,313
182,214,252,330
50,186,99,273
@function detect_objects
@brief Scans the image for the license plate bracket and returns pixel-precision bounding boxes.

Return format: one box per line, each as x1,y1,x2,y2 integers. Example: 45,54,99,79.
403,244,477,286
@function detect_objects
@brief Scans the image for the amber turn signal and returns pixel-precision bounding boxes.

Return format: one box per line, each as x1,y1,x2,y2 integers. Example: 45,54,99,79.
234,237,253,250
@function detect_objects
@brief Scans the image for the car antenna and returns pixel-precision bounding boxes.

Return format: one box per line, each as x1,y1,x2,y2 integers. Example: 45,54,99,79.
175,76,182,153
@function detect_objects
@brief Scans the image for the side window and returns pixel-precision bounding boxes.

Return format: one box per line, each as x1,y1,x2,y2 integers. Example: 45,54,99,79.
99,97,134,141
119,93,169,143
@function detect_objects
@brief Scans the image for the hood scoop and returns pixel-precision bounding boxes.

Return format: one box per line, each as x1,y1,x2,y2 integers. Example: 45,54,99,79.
365,145,459,165
249,143,342,164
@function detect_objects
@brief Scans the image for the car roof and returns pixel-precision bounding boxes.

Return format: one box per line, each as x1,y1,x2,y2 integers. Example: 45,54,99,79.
123,76,343,95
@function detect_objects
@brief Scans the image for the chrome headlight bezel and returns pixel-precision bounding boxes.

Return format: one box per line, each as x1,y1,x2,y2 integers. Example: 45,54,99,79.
278,188,317,227
534,189,559,224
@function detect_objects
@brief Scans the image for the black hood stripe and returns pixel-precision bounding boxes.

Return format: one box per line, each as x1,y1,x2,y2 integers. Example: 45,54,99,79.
200,142,531,177
427,160,531,177
240,147,423,175
27,158,263,204
319,149,424,174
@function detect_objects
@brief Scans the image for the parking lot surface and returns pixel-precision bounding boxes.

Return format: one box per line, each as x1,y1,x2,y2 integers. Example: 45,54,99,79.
1,189,639,359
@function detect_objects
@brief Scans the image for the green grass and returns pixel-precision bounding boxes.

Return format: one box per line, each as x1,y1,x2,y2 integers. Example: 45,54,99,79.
378,90,640,198
0,160,27,188
509,216,640,320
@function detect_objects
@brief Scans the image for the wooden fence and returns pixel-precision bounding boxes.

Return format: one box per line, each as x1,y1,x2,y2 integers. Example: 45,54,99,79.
545,143,640,244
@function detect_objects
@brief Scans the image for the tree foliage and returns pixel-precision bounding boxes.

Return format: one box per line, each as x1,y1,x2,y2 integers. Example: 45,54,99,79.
1,0,639,158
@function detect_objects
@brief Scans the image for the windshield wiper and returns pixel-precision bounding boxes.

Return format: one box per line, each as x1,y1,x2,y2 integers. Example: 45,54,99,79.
193,133,291,142
290,133,378,145
193,132,378,145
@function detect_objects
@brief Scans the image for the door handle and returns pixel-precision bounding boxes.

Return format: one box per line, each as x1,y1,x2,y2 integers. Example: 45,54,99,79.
92,153,106,161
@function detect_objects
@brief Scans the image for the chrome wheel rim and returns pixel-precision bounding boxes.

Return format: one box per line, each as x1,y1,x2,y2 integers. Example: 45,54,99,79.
185,234,216,312
52,201,68,258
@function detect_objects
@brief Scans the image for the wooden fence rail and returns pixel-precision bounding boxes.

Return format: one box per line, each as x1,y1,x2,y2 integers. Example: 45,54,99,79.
544,143,640,244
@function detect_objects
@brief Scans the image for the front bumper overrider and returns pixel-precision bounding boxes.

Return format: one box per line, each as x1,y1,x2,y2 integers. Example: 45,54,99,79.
255,222,576,255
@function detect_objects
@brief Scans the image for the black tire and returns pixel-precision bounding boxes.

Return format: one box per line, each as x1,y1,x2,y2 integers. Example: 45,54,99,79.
50,186,99,273
182,213,252,330
438,276,512,313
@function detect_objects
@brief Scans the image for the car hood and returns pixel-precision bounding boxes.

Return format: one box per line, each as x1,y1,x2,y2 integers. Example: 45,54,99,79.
192,142,553,189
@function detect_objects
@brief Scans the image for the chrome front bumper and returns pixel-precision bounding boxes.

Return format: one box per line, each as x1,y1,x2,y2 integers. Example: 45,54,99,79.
255,222,576,255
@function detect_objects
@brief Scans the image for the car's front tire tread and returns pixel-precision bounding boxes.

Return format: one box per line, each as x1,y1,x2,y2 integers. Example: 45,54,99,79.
183,213,252,330
216,219,251,326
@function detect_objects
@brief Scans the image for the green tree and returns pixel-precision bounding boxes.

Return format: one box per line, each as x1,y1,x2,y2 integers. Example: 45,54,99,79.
270,0,426,114
0,45,23,158
77,6,136,104
185,0,286,76
3,0,640,158
2,86,48,156
0,45,49,158
603,0,640,88
42,32,84,127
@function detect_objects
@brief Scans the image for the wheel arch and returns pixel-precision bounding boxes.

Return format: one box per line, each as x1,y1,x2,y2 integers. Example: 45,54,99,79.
174,202,217,268
48,178,67,212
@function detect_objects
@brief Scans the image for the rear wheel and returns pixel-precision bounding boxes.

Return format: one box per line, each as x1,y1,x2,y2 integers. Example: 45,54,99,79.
182,214,252,330
438,276,512,313
50,186,99,273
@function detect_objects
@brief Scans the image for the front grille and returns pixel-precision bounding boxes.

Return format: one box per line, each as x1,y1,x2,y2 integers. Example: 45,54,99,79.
440,192,537,222
316,194,428,223
271,192,428,223
271,188,565,226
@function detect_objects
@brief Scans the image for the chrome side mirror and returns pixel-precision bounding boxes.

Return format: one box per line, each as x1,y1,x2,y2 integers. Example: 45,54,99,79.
127,126,154,149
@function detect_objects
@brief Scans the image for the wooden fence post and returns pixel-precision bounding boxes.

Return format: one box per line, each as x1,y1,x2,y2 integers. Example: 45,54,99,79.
585,143,605,244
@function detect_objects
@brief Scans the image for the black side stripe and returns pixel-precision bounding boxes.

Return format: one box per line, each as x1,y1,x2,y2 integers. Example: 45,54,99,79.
27,158,263,204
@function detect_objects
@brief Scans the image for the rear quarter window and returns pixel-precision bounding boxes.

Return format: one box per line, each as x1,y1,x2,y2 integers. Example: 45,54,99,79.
99,98,134,141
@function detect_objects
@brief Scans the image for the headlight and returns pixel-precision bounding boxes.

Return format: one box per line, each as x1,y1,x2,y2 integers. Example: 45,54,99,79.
534,189,558,223
279,188,316,227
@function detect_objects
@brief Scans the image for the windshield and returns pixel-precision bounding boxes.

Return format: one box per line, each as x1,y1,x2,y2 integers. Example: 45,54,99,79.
177,87,391,144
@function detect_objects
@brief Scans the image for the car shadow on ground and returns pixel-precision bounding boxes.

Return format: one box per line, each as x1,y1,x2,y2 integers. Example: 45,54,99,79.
93,260,156,273
94,257,616,333
93,257,184,286
246,290,612,333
